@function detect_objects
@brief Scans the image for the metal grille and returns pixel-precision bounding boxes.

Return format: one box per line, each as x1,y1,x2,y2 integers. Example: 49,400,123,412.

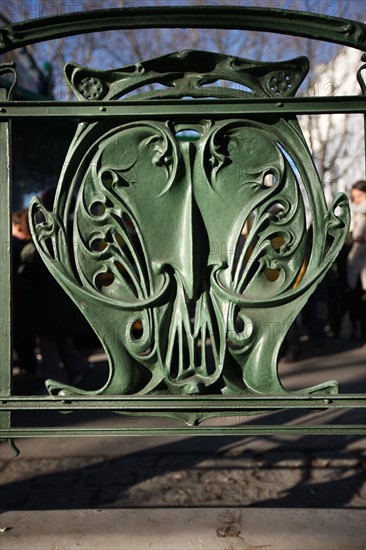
0,7,365,449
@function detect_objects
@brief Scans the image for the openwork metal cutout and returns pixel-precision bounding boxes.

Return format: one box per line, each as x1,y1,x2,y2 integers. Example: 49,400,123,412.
0,6,365,437
29,52,349,417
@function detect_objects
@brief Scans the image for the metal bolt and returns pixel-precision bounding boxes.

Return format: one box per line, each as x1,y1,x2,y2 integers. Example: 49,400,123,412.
99,106,106,112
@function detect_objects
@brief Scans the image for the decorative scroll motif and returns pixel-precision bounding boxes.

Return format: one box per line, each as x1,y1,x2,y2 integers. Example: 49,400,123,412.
357,53,366,95
30,51,349,419
65,50,310,101
0,62,17,100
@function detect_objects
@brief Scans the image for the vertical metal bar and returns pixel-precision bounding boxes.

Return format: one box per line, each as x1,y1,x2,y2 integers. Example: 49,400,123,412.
0,85,12,439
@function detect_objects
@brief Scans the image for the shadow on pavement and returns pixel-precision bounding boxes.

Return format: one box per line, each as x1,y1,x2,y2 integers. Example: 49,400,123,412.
2,337,365,512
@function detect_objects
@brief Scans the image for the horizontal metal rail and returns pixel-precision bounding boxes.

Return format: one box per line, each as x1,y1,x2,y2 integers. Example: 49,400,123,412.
1,395,365,411
1,426,364,437
0,97,364,118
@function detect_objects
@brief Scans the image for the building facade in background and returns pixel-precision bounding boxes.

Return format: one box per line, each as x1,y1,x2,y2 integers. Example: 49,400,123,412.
300,45,364,202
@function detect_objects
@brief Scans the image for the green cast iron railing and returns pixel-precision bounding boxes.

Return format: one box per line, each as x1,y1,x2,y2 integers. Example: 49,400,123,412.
0,6,365,447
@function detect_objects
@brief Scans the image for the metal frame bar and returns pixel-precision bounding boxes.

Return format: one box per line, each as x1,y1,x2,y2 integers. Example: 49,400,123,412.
1,395,365,410
0,85,12,440
0,426,363,437
0,6,365,54
0,97,365,118
1,396,365,436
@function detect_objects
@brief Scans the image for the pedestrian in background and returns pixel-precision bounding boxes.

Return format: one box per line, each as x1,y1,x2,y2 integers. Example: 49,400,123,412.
18,201,90,388
346,180,366,340
12,209,39,380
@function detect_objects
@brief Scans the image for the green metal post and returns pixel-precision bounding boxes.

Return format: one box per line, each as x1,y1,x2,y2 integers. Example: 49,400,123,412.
0,84,12,441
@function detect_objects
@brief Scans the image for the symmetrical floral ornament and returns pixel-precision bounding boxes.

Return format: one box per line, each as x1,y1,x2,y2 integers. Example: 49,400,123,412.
30,51,350,418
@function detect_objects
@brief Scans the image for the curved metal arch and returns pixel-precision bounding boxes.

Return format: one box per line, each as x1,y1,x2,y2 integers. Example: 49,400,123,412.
0,6,365,55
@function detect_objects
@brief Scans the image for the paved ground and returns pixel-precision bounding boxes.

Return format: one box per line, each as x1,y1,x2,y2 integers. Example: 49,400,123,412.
1,508,364,550
0,335,365,549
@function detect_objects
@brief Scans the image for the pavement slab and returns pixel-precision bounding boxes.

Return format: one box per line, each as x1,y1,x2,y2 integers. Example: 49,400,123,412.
0,508,365,550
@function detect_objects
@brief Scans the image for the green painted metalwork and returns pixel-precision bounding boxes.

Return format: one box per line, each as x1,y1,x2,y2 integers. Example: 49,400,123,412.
27,50,351,420
0,64,16,450
0,7,365,440
0,426,364,437
0,6,365,54
0,96,365,118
